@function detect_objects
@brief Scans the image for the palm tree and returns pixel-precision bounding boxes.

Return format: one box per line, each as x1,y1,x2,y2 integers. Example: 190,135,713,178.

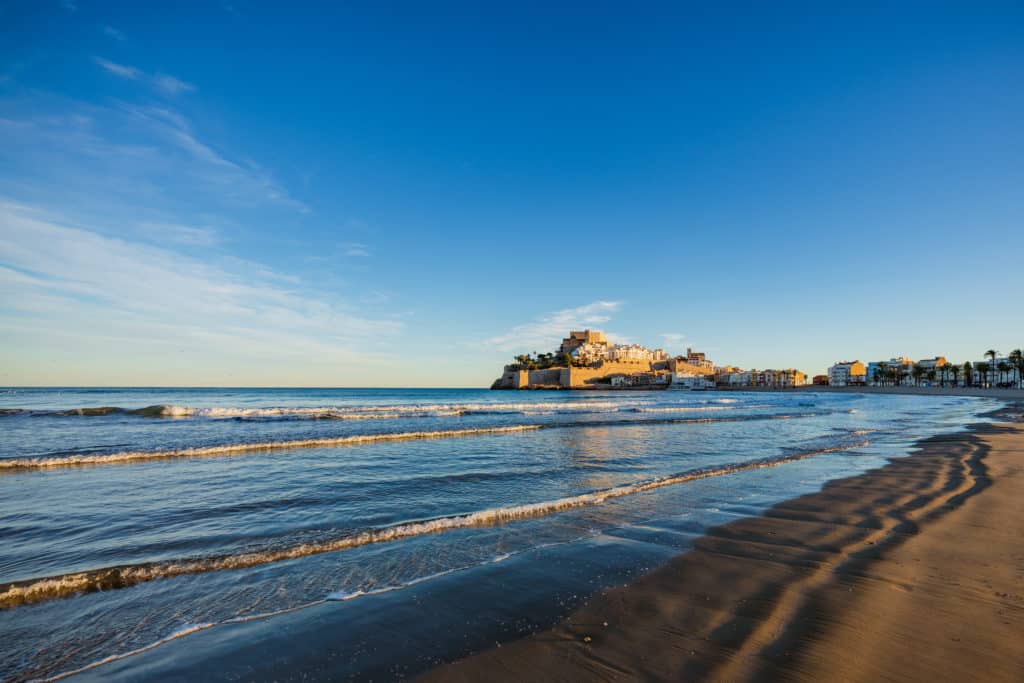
977,362,990,389
912,364,925,386
963,361,973,387
1010,349,1024,389
949,364,961,387
876,362,888,387
997,361,1011,388
985,349,998,388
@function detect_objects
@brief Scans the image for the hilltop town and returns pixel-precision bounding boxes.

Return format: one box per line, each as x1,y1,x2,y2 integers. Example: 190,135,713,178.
491,330,1024,391
491,330,805,390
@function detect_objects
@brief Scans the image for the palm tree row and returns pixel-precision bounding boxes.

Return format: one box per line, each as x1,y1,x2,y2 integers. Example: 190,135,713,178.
943,349,1024,389
870,349,1024,389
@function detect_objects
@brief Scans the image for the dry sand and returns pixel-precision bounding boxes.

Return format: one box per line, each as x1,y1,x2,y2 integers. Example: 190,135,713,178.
421,406,1024,682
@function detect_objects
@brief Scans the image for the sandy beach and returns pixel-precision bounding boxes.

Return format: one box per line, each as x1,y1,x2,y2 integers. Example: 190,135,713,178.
423,403,1024,682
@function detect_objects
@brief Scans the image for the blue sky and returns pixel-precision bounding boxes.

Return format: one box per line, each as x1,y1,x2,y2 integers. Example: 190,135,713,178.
2,2,1022,386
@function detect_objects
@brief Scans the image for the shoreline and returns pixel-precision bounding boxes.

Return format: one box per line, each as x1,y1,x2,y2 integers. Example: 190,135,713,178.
421,402,1024,682
58,400,1020,682
721,385,1024,399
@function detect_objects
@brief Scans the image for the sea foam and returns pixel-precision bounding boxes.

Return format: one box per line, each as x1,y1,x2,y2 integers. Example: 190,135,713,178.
0,438,866,610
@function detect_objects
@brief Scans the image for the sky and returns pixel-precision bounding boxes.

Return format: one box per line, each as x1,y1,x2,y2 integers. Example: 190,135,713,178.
1,2,1022,387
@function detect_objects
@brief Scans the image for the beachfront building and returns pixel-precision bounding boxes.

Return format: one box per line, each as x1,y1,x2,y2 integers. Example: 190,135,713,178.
763,369,807,387
713,369,805,388
718,371,755,387
917,356,948,372
812,374,829,385
866,357,915,386
828,361,867,386
969,357,1021,388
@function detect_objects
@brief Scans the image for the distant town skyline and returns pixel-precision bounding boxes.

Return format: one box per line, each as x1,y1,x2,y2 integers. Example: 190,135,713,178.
2,3,1022,387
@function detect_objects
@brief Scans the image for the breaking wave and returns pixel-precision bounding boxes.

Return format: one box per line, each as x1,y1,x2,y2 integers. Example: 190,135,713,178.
631,404,764,414
0,412,824,471
0,425,542,470
0,439,867,610
4,400,762,421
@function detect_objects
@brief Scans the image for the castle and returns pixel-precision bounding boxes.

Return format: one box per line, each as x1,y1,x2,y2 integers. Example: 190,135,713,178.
491,330,714,390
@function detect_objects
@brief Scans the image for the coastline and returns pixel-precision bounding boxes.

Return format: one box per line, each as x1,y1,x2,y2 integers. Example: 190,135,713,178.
55,399,1020,682
721,385,1024,400
421,403,1024,682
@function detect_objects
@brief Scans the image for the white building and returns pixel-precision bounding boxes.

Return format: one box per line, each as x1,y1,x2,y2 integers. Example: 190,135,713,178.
569,342,610,364
828,361,867,387
608,343,655,363
969,357,1020,387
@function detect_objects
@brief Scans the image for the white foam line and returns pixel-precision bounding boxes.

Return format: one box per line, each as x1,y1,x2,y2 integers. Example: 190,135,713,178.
634,404,766,413
0,425,542,470
1,439,867,611
33,544,551,682
1,412,822,471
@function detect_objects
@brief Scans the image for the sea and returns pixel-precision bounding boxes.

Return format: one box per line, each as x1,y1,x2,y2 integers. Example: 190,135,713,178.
0,387,997,681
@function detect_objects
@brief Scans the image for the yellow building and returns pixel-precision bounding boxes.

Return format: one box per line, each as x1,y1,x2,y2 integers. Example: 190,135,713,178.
559,330,608,354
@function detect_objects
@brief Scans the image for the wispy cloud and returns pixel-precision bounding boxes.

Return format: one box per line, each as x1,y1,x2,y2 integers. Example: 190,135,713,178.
94,57,141,80
342,242,370,257
660,332,686,347
124,104,309,213
0,95,309,216
153,74,195,95
94,56,196,96
0,200,401,370
138,221,220,247
103,25,126,41
486,301,622,352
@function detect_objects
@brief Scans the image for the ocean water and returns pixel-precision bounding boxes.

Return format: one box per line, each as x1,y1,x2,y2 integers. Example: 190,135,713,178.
0,387,995,681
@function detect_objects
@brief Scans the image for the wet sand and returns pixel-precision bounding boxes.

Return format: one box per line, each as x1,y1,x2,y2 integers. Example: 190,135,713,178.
423,405,1024,682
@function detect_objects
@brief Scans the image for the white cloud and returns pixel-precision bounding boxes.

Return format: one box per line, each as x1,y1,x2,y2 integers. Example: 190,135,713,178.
138,221,220,247
123,105,309,212
342,242,370,257
94,57,196,96
0,200,401,371
660,332,687,347
0,97,308,215
103,25,126,41
486,301,622,352
94,57,141,80
154,74,196,95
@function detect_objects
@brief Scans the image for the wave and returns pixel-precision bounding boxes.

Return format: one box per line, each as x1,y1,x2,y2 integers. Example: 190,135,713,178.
0,425,542,471
631,404,763,414
0,438,867,610
4,399,760,421
0,412,824,471
36,547,532,682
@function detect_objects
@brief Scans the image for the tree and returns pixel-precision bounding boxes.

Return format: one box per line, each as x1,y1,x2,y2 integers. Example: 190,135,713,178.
949,364,961,387
912,364,925,386
977,362,990,389
997,361,1010,388
1010,349,1024,389
963,361,973,387
876,362,888,386
985,349,998,388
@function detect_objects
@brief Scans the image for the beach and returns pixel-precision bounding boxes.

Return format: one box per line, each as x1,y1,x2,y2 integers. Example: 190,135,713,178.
0,389,1015,681
424,403,1024,682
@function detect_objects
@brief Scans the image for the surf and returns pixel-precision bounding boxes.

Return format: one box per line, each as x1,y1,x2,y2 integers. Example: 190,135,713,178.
0,438,866,610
